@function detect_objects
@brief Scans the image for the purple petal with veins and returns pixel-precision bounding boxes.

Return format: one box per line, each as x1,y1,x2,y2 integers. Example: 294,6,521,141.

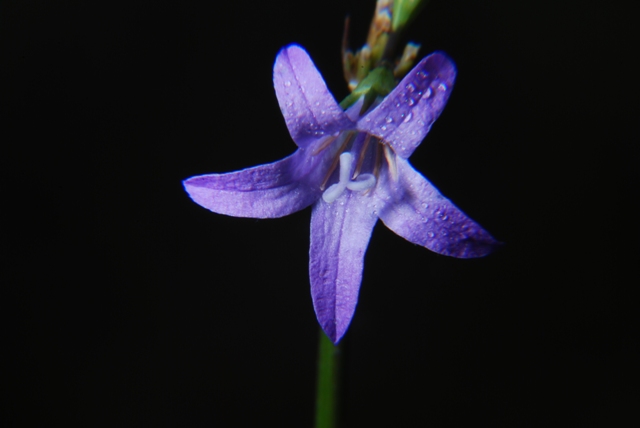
274,45,355,149
375,158,499,258
358,52,457,158
183,150,323,219
310,190,378,343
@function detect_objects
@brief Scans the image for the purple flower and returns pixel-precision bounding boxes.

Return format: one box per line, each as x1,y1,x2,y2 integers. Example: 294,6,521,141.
184,45,499,343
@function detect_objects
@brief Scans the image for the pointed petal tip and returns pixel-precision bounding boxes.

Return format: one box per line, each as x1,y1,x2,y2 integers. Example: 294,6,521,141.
275,44,305,63
455,233,504,259
273,43,353,149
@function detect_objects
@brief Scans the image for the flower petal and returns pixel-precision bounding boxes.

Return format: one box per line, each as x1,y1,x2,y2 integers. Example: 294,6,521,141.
273,45,354,149
357,52,456,159
309,192,378,343
183,150,322,219
376,158,500,258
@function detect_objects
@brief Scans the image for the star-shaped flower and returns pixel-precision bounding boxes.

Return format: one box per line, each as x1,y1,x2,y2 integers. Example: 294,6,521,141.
184,45,499,343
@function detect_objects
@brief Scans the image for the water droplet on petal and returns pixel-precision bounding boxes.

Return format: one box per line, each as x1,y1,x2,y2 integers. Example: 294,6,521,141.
406,83,416,92
381,125,387,131
385,116,393,124
403,112,413,123
424,87,432,99
438,82,448,91
417,71,428,79
408,98,416,106
427,231,435,238
284,80,291,87
442,215,449,221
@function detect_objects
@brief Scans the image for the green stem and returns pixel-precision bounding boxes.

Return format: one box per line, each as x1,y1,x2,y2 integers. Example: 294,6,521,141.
314,328,342,428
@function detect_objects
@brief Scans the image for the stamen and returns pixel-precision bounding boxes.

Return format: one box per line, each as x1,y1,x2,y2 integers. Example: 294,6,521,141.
352,134,373,179
322,152,376,203
383,144,397,182
372,143,382,179
362,143,384,197
311,134,338,156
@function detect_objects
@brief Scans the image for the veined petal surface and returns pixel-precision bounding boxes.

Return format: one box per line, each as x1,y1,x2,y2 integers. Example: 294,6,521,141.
358,52,456,159
375,157,499,258
274,45,354,149
309,192,378,343
183,150,322,219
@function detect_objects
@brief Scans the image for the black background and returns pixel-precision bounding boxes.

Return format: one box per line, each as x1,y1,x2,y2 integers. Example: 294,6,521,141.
2,0,637,426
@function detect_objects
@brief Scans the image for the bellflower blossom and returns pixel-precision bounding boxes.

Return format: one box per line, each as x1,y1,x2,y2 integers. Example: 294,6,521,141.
184,45,499,343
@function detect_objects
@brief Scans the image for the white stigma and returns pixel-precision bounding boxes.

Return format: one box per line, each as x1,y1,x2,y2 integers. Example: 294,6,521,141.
322,152,376,203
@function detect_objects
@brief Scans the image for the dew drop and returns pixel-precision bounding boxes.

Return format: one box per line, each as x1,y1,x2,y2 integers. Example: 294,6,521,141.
381,125,387,131
403,112,413,123
408,98,416,106
406,83,416,92
284,80,291,87
424,87,432,99
385,116,393,124
427,231,435,238
442,214,449,221
438,82,448,91
417,70,428,79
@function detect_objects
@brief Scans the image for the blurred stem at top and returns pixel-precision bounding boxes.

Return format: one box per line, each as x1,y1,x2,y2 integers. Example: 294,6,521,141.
342,0,428,92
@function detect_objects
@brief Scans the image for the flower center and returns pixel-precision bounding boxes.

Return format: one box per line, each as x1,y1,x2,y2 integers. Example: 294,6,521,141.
322,152,376,203
315,130,396,203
